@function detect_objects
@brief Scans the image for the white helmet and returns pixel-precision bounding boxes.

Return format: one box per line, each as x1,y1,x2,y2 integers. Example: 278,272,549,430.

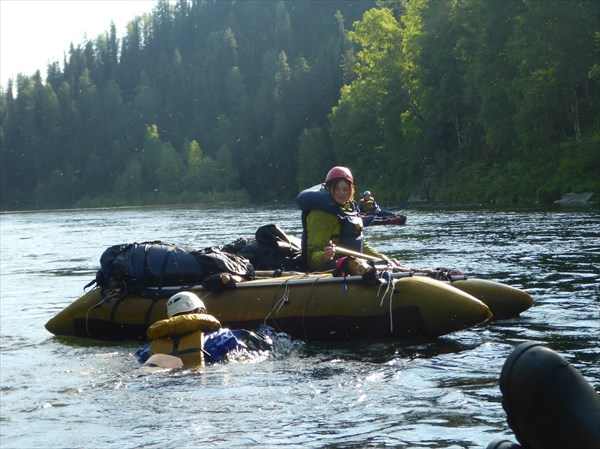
166,292,206,318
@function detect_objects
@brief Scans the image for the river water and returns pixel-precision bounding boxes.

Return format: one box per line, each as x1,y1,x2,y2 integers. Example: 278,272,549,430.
1,204,598,449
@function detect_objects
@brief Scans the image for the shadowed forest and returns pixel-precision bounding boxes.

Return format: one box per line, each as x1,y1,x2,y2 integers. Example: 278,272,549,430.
1,0,598,211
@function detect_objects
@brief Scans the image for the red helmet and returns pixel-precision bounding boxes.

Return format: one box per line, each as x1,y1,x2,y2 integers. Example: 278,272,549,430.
325,166,353,184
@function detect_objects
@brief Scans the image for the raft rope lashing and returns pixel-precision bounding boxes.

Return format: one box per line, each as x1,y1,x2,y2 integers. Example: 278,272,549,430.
261,275,323,342
85,288,122,337
143,294,163,324
377,270,396,333
263,279,293,326
301,276,321,341
276,283,291,312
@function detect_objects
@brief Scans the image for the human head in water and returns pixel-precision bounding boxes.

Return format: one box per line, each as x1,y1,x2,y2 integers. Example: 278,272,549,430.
166,291,206,317
324,166,355,205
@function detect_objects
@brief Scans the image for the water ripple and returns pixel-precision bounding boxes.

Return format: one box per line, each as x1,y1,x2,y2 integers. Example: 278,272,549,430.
1,205,598,449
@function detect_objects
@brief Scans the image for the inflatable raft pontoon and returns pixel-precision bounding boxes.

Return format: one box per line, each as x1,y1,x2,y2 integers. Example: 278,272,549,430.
45,271,532,342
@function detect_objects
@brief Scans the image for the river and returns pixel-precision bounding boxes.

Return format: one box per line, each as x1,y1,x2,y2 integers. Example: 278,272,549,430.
1,204,598,449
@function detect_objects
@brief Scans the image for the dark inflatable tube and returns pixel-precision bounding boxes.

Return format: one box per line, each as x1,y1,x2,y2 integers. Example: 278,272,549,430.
485,438,522,449
500,341,600,449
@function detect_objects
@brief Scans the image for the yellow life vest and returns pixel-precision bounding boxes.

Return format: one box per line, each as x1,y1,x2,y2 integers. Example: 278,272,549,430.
359,198,378,213
147,313,222,368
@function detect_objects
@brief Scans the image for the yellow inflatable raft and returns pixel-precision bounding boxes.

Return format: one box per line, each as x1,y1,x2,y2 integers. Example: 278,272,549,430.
45,272,532,342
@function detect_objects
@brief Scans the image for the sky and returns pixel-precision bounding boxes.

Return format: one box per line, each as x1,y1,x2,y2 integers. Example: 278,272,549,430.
0,0,161,89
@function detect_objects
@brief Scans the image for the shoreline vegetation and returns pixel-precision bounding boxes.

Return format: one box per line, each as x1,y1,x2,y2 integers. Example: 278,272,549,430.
1,1,598,212
1,191,596,215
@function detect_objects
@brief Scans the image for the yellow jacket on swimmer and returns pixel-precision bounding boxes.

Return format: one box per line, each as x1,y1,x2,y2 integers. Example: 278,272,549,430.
147,291,222,368
148,313,222,368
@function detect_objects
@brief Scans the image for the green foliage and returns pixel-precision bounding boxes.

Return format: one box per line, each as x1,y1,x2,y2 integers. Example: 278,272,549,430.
556,133,600,193
331,0,599,204
590,32,600,81
1,1,374,210
0,0,598,211
215,145,239,190
115,159,143,202
156,142,182,195
296,126,335,189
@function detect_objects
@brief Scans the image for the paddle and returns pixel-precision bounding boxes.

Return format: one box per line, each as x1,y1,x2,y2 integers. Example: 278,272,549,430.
333,245,381,261
333,244,434,275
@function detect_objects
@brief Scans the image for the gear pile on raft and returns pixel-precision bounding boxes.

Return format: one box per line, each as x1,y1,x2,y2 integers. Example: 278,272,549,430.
46,229,533,342
46,167,533,342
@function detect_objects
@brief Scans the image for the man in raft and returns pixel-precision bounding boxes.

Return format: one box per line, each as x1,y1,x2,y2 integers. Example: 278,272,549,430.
358,190,394,217
358,191,381,214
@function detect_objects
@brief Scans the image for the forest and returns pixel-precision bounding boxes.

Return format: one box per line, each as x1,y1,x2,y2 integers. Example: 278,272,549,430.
1,0,598,211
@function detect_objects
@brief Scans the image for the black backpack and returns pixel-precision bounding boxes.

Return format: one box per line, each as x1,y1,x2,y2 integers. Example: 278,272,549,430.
90,241,254,295
237,224,303,271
